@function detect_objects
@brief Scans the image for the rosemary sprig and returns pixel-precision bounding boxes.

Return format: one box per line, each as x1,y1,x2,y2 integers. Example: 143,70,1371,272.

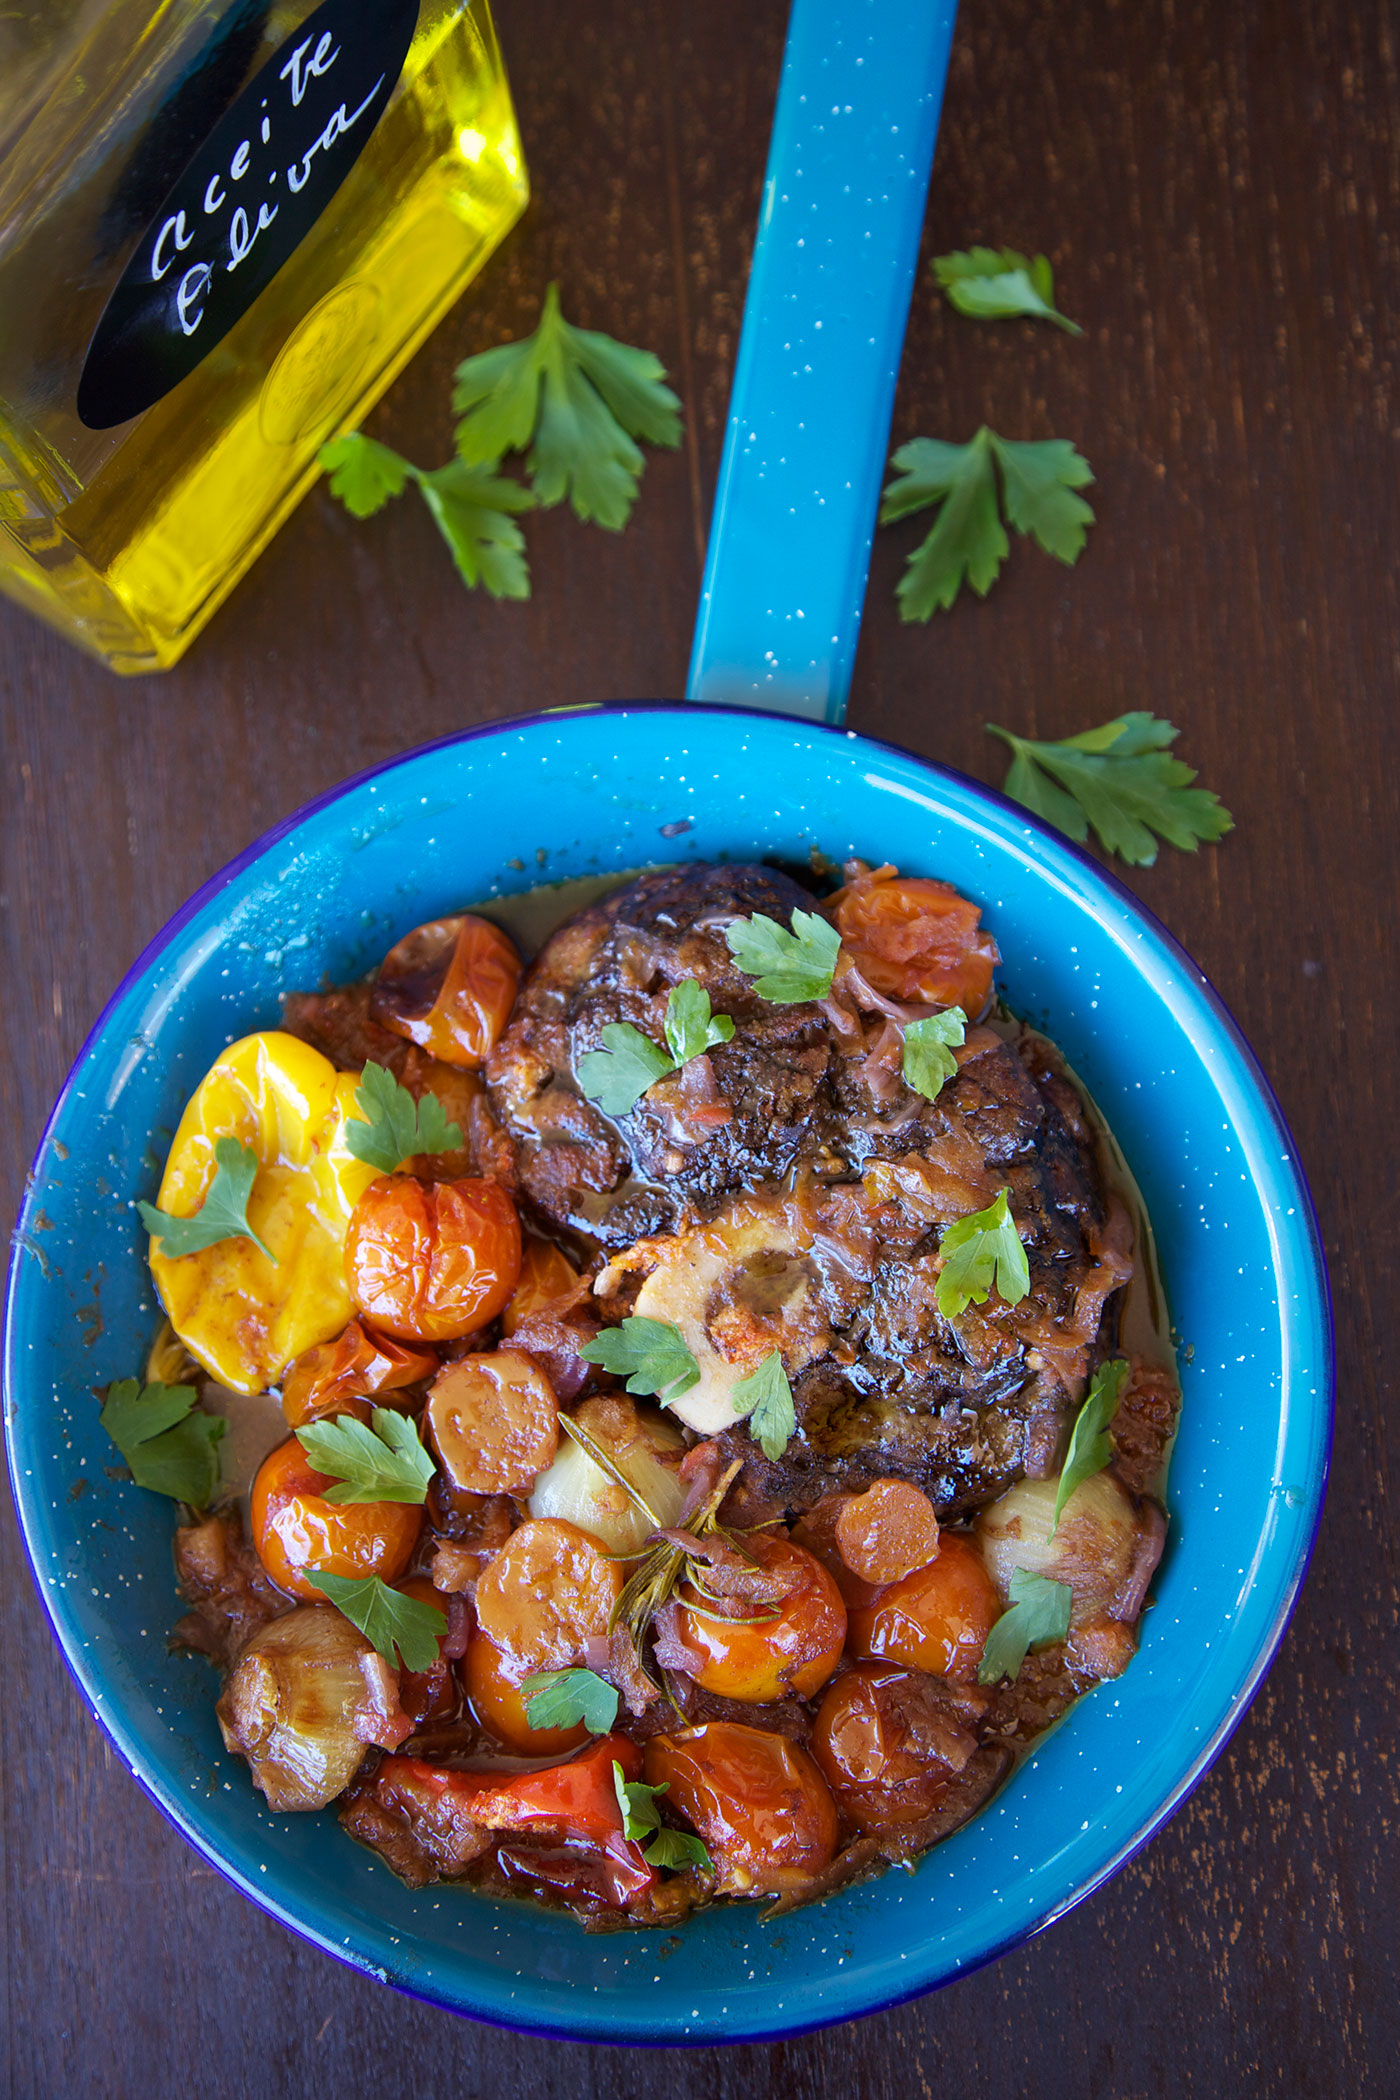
608,1458,750,1696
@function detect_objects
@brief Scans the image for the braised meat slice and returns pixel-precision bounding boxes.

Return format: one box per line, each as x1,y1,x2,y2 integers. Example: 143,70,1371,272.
485,863,836,1247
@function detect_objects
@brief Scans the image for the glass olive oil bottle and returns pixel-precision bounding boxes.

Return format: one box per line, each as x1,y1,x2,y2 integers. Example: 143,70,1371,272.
0,0,527,672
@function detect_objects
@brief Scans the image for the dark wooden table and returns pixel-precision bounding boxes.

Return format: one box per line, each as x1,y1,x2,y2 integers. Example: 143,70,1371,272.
2,0,1395,2091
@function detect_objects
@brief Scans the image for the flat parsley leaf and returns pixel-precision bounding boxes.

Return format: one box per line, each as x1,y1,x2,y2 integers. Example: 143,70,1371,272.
345,1062,463,1174
935,1189,1030,1318
978,1568,1073,1684
663,979,735,1066
987,713,1234,868
576,982,735,1116
100,1379,225,1507
453,283,682,530
319,433,534,601
933,247,1082,334
522,1667,620,1735
612,1761,714,1872
902,1008,967,1102
306,1568,447,1672
579,1316,701,1402
731,1349,796,1461
725,909,840,1003
879,428,1094,619
139,1136,275,1263
295,1409,435,1506
576,1022,675,1117
1053,1359,1130,1530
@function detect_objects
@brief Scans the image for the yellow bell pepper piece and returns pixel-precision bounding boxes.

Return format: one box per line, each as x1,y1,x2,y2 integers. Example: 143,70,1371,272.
147,1031,379,1395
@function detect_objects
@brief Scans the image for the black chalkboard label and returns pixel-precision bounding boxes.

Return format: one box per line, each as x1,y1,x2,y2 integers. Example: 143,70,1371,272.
77,0,419,430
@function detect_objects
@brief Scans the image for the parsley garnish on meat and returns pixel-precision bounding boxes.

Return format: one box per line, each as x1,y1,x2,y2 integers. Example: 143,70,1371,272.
932,247,1082,334
987,713,1235,867
576,981,735,1117
935,1189,1031,1318
138,1137,275,1262
731,1350,797,1461
902,1008,967,1101
579,1317,701,1403
344,1062,463,1173
319,435,535,599
725,909,840,1003
880,429,1095,618
977,1568,1074,1685
453,283,682,529
295,1410,435,1506
100,1379,225,1507
306,1569,446,1672
613,1762,714,1871
1053,1359,1130,1530
522,1667,620,1735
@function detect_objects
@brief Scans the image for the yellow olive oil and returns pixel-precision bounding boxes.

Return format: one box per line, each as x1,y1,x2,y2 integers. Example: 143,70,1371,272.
0,0,527,672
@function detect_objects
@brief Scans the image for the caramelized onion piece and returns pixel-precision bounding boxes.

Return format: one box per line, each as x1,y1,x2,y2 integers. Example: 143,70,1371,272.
975,1473,1149,1628
370,914,521,1068
217,1607,376,1810
528,1393,686,1554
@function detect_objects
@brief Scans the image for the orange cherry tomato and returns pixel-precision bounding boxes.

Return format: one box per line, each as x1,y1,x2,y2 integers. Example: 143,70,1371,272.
832,867,999,1015
280,1318,438,1428
502,1235,581,1336
473,1517,624,1673
811,1664,958,1831
674,1532,846,1704
344,1173,521,1343
396,1575,457,1725
250,1435,423,1602
846,1533,1000,1680
643,1723,839,1896
370,914,521,1068
462,1628,589,1756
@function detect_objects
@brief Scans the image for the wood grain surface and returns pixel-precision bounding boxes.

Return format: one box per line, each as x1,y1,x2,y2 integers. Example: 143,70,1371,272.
1,0,1396,2092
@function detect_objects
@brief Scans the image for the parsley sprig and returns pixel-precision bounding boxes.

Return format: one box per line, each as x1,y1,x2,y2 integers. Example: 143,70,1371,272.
987,713,1234,867
613,1761,713,1872
295,1409,435,1506
725,910,840,1003
139,1137,274,1263
453,283,682,529
978,1568,1073,1685
576,980,735,1117
935,1190,1030,1319
880,429,1095,619
731,1350,796,1461
579,1317,700,1404
306,1569,446,1672
100,1379,226,1506
1053,1359,1130,1529
521,1667,620,1735
345,1062,463,1174
902,1008,967,1102
320,435,534,599
932,247,1082,334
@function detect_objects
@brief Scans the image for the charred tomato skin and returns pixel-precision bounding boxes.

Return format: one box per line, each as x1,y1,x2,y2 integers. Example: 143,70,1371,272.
344,1173,522,1343
846,1533,1000,1680
250,1436,423,1602
644,1722,839,1896
370,913,522,1068
280,1318,437,1428
674,1533,847,1704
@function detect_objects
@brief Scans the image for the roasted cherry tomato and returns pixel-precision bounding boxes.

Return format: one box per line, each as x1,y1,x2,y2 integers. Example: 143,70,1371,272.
674,1533,846,1704
426,1349,559,1495
250,1435,422,1602
502,1235,581,1335
832,867,999,1015
846,1533,1000,1679
644,1723,838,1896
344,1173,521,1342
280,1318,438,1428
473,1517,624,1673
147,1030,380,1394
396,1576,457,1725
811,1664,967,1831
462,1627,588,1756
369,914,521,1068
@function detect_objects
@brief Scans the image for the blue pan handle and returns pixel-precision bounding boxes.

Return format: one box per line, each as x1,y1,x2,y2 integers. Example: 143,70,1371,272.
686,0,958,724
